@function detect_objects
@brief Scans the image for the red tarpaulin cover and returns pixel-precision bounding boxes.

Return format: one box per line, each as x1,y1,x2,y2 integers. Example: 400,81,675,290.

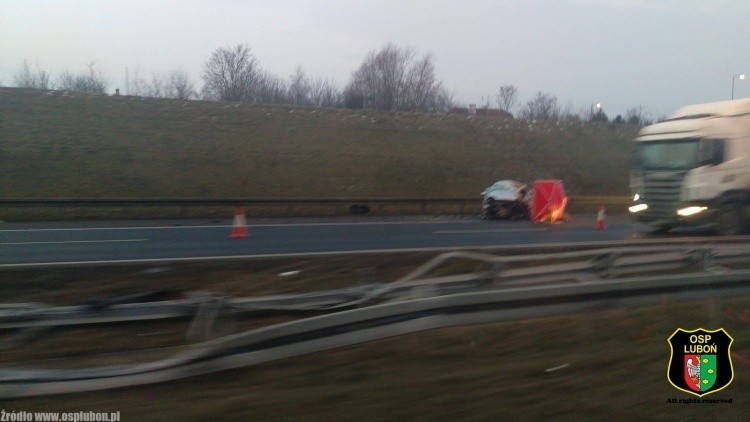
531,180,568,223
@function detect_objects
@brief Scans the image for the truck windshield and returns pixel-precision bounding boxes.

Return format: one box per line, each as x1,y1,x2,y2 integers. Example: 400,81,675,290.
636,138,700,170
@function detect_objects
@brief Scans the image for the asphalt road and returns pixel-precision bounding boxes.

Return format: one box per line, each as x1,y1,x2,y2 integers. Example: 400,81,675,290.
0,214,672,266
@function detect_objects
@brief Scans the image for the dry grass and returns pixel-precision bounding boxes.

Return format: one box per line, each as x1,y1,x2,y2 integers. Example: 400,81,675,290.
2,296,748,420
0,253,442,305
0,88,637,207
1,257,749,419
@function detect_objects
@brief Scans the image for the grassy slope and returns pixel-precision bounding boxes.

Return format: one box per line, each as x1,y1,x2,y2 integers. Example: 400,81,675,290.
0,88,636,200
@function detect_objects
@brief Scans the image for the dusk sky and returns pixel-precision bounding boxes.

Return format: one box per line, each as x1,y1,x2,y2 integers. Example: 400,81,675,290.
2,0,749,118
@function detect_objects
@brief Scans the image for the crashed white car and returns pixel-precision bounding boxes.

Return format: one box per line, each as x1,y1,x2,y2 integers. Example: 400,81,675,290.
481,180,532,219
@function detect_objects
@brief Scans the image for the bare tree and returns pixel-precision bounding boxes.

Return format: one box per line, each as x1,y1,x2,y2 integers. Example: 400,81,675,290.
309,77,341,108
559,100,579,121
14,60,52,90
342,78,366,109
495,84,518,114
127,68,148,96
580,103,595,121
256,71,288,104
580,103,607,122
58,62,108,94
592,107,608,123
344,43,446,112
401,54,436,111
344,43,410,111
166,69,195,100
426,84,455,113
482,94,494,110
519,92,559,121
201,44,260,102
127,68,194,99
288,65,312,105
148,74,165,97
625,105,650,126
130,70,165,97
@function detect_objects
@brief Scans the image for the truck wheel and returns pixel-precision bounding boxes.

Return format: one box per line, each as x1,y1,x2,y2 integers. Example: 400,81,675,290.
715,203,745,236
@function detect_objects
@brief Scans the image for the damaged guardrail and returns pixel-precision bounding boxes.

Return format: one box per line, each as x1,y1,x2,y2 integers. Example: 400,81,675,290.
1,244,750,398
5,244,748,329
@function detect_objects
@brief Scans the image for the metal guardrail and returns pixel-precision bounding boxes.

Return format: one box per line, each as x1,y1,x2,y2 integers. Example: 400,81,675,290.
0,197,630,207
0,198,470,207
2,244,749,397
0,196,630,212
4,243,748,330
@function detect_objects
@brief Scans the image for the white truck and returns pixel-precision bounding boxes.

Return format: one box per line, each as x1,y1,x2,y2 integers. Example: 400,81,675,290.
629,98,750,235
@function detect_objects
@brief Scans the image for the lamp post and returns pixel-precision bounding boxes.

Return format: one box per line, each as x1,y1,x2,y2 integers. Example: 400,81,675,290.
592,103,603,121
732,74,746,100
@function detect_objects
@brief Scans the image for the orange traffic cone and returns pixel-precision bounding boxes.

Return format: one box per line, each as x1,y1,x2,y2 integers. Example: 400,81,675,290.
595,206,606,230
229,207,249,238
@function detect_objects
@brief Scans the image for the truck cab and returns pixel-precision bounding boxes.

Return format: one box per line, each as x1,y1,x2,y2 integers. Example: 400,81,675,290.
629,99,750,235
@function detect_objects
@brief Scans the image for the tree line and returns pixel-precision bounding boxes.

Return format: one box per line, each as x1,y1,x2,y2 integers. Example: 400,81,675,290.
8,43,653,125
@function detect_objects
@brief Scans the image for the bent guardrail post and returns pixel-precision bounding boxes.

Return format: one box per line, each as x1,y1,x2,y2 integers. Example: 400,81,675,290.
186,295,225,341
590,251,616,279
487,262,505,285
684,247,712,272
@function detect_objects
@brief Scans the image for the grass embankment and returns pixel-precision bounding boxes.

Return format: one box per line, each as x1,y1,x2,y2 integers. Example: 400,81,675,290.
0,88,636,219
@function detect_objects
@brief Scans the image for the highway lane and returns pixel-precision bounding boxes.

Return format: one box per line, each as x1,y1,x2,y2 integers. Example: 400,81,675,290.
0,215,664,266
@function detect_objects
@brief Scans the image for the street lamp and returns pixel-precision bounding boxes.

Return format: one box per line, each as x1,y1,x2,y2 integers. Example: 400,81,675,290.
732,74,746,100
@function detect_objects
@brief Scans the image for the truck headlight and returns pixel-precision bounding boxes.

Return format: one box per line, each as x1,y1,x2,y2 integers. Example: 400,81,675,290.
677,206,707,217
633,193,640,201
629,204,648,213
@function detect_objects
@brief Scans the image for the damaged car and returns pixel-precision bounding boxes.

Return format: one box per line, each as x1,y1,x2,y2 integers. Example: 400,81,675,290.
481,180,532,219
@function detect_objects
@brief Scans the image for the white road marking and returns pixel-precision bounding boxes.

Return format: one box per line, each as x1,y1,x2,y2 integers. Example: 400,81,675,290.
435,228,546,234
0,220,482,233
0,226,229,232
0,239,147,246
544,363,570,373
